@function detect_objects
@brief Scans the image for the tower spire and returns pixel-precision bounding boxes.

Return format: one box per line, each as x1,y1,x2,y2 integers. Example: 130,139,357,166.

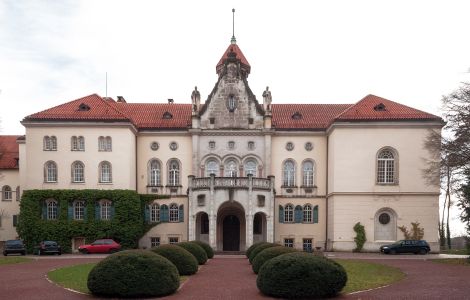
231,8,236,44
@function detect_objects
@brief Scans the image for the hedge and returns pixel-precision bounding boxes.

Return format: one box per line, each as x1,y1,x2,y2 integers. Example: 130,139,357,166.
151,244,199,275
251,246,298,274
177,242,208,265
190,240,214,259
246,242,269,258
248,243,278,264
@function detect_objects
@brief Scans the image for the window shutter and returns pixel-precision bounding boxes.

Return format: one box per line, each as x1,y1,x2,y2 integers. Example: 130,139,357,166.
144,205,150,223
279,205,284,223
84,202,88,221
68,203,73,220
295,205,303,223
313,205,319,223
42,202,47,219
179,205,184,222
13,215,18,227
161,205,169,222
95,202,100,220
111,204,115,219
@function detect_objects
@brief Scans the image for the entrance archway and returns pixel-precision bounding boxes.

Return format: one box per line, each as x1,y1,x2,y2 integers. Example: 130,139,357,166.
217,201,246,251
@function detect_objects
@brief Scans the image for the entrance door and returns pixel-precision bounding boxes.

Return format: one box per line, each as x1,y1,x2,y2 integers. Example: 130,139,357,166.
223,215,240,251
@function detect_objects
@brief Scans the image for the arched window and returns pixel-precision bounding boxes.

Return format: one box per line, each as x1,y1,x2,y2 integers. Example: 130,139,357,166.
150,203,160,222
100,200,112,220
303,204,312,223
225,160,238,177
206,159,219,177
284,204,294,223
44,161,58,182
245,160,257,177
283,160,296,187
99,161,112,183
74,201,85,220
47,200,58,220
43,136,50,150
168,160,180,186
302,161,314,187
148,159,161,186
169,203,179,222
377,149,396,184
2,185,12,200
50,136,57,150
98,136,112,151
71,161,85,183
43,136,57,151
105,136,112,151
71,136,85,151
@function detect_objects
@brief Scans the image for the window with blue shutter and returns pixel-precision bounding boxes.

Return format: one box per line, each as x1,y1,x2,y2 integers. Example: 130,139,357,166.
13,215,18,227
144,205,150,223
111,204,115,219
313,205,319,223
279,205,284,223
95,202,100,220
83,202,88,221
42,201,47,219
68,202,73,220
161,205,169,222
179,205,184,222
294,205,303,223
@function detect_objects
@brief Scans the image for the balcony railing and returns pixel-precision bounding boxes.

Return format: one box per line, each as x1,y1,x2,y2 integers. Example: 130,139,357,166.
189,176,273,191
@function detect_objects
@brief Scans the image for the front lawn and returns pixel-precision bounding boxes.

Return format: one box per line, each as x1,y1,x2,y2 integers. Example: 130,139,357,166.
0,257,33,266
430,258,470,266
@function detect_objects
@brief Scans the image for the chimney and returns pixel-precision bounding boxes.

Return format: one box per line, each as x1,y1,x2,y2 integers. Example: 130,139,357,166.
168,99,174,104
117,96,126,103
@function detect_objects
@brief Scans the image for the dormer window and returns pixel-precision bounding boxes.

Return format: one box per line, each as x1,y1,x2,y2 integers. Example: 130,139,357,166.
292,112,302,120
78,103,90,111
163,112,173,119
227,94,237,112
374,103,386,111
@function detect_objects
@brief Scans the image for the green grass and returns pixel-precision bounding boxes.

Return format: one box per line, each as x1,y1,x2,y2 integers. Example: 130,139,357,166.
0,257,33,265
48,263,188,294
440,249,469,255
335,259,406,294
430,258,470,266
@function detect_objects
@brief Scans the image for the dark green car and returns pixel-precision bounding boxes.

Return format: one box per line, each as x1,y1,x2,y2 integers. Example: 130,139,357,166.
380,240,430,254
3,240,26,256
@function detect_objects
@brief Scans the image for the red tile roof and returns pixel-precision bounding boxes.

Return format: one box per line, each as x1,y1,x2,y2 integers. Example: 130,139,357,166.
272,104,352,129
0,135,20,169
335,94,441,122
216,43,251,74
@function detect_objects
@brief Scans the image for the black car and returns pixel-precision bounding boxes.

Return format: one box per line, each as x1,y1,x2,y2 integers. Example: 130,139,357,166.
3,240,26,256
380,240,430,254
34,241,61,255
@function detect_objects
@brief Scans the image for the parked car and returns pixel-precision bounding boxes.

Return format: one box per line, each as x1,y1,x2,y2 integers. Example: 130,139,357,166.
78,239,121,254
3,240,26,256
34,241,61,255
380,240,430,254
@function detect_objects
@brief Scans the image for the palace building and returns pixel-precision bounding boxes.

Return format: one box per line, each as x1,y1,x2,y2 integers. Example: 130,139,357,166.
0,38,443,252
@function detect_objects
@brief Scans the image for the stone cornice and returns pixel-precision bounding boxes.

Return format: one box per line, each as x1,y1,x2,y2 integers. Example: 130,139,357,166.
326,121,444,135
327,191,440,197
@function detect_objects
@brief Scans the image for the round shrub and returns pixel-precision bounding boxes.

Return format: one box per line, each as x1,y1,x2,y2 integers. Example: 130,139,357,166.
246,242,270,258
190,240,214,259
249,242,278,264
252,246,298,274
151,244,198,275
177,242,208,265
87,250,179,298
257,252,347,299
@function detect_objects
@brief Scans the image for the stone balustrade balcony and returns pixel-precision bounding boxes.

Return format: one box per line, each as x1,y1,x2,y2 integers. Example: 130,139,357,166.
188,175,274,191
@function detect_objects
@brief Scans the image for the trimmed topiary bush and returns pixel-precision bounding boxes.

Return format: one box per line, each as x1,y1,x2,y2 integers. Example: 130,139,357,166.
87,250,179,298
190,240,214,259
177,242,208,265
246,242,270,258
257,252,347,299
249,242,278,264
151,244,198,275
252,246,298,274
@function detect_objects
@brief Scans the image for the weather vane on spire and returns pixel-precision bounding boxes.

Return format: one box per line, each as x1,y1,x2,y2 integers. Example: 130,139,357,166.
231,8,236,44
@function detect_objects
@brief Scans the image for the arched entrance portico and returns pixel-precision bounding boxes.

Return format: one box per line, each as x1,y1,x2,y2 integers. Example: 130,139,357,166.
217,201,246,251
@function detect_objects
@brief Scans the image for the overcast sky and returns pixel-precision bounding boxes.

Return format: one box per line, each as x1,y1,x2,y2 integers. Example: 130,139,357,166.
1,0,469,235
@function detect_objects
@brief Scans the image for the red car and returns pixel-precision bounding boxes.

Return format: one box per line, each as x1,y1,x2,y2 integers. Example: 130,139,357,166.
78,239,121,254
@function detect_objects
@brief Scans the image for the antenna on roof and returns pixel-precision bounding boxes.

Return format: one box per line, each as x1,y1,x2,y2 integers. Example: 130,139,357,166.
105,72,108,98
231,8,236,44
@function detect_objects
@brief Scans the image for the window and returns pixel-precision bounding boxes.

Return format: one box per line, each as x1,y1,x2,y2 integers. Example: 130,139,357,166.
149,159,161,186
227,94,236,112
209,141,216,150
305,142,313,151
101,200,112,220
43,136,57,151
303,238,313,252
200,213,209,234
151,237,160,247
47,200,58,220
150,142,159,151
71,161,85,183
99,161,112,183
2,186,12,201
302,161,314,187
248,141,255,150
98,136,112,151
74,201,85,220
284,238,294,248
206,160,219,177
379,212,391,225
151,203,160,222
377,149,396,184
303,204,312,223
44,161,58,182
286,142,294,151
245,160,257,176
168,159,180,186
71,136,85,151
169,142,178,151
283,160,295,187
169,203,179,222
16,186,20,201
253,213,262,234
284,204,294,223
225,160,237,177
169,237,179,244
